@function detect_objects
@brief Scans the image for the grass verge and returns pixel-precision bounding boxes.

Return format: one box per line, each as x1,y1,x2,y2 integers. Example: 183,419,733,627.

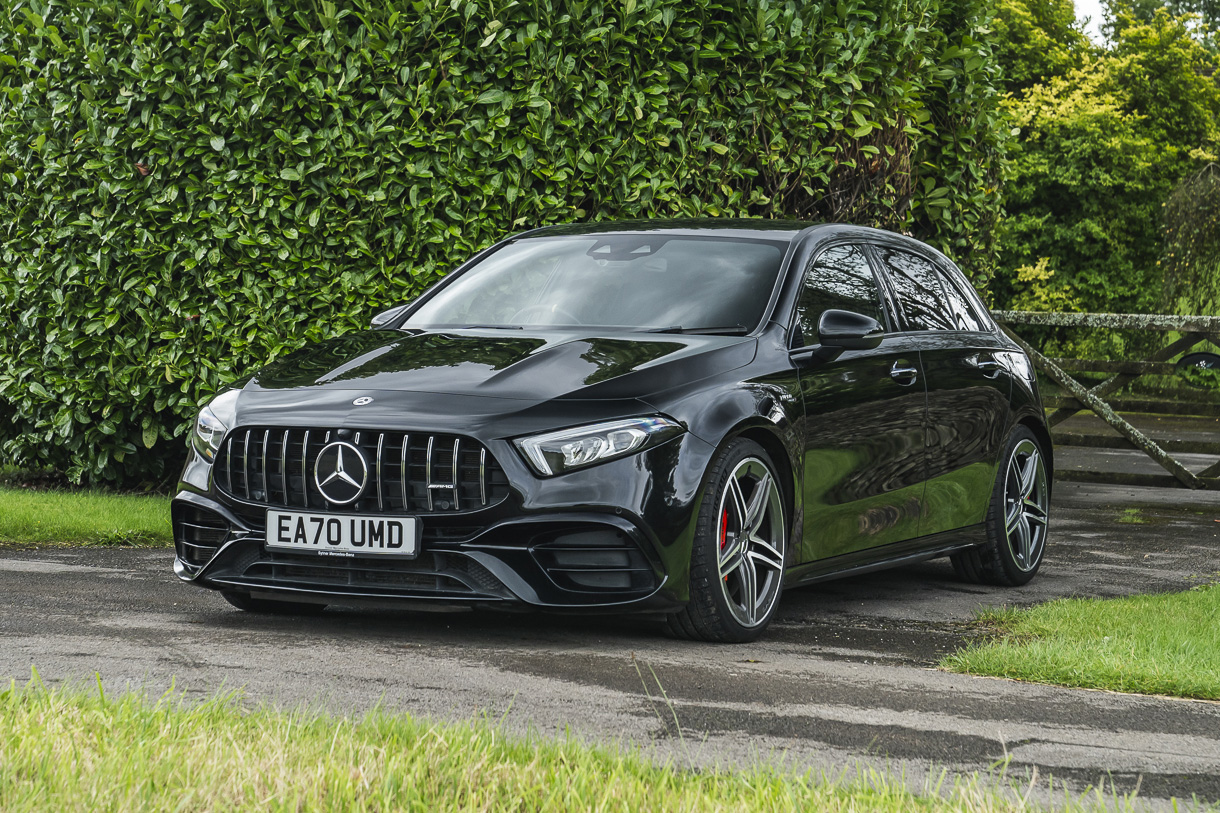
943,585,1220,701
0,485,171,546
0,677,1132,812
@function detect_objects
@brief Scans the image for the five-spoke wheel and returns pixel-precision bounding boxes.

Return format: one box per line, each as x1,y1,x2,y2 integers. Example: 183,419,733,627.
668,438,787,642
1003,437,1049,573
952,426,1050,586
715,457,786,628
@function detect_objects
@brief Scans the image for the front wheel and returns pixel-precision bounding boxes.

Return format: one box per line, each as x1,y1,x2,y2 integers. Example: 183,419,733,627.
952,426,1050,586
667,439,788,642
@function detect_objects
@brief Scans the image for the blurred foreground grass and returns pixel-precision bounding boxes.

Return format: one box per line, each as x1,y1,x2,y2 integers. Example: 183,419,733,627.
0,677,1146,812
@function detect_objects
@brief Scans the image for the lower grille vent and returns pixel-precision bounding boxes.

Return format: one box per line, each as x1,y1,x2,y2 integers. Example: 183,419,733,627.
173,504,229,567
532,529,656,593
240,551,511,599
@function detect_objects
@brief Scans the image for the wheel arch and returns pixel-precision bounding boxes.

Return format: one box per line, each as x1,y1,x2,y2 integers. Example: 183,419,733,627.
668,418,797,641
715,421,800,550
1016,414,1054,490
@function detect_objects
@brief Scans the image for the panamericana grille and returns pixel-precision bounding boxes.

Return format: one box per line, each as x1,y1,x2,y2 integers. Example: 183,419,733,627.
214,427,509,514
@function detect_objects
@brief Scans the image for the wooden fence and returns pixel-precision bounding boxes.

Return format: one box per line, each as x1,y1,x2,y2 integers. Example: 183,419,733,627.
992,311,1220,491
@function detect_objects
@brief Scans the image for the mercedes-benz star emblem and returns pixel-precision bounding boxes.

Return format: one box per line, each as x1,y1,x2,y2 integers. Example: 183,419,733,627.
353,396,373,406
314,441,369,505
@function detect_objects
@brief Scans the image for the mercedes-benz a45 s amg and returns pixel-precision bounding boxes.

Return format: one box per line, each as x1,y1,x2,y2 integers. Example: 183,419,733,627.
173,220,1051,642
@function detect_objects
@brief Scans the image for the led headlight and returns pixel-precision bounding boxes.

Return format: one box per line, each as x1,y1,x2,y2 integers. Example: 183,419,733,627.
191,390,240,462
514,416,683,477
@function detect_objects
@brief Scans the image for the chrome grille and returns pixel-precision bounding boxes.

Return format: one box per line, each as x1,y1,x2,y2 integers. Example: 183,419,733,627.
214,428,509,514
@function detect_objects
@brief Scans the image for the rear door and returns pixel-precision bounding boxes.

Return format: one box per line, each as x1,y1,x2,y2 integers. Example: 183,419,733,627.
794,244,928,563
869,244,1013,536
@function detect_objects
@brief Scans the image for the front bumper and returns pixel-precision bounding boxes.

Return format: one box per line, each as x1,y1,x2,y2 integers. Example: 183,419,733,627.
171,432,715,612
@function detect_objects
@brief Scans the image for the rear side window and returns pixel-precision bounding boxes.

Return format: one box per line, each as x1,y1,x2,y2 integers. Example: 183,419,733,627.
939,263,992,331
794,245,884,345
876,247,982,332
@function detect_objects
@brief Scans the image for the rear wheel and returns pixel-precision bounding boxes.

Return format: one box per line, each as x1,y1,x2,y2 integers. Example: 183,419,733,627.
221,591,328,615
951,426,1049,586
667,438,787,642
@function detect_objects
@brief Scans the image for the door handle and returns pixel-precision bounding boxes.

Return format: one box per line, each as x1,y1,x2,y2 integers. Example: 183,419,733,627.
970,354,1003,379
890,361,919,386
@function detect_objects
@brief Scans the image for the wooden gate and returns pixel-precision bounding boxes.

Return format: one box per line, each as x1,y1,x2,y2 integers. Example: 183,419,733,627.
992,311,1220,491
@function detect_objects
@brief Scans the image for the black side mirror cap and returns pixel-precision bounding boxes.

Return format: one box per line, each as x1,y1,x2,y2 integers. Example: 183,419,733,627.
818,309,885,350
371,303,411,329
789,309,885,364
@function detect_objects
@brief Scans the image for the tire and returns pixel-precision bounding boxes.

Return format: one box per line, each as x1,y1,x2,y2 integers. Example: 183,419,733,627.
667,438,788,643
951,426,1050,586
221,590,328,615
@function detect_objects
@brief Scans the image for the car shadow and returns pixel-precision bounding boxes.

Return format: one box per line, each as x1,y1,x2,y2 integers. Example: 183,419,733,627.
193,556,986,653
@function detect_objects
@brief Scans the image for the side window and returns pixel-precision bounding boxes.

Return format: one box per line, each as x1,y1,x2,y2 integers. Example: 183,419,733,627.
876,248,955,331
938,263,991,331
794,245,885,345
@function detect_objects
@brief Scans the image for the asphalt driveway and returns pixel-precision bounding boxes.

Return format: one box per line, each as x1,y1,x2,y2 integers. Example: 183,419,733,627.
2,476,1219,807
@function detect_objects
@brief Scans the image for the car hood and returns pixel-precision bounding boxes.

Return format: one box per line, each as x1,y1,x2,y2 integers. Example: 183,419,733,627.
243,329,756,405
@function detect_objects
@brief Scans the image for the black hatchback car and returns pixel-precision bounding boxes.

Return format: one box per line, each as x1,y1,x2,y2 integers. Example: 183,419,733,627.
173,220,1051,642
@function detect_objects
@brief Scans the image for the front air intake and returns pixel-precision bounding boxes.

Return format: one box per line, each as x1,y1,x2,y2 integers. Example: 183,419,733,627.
532,528,657,594
173,504,229,567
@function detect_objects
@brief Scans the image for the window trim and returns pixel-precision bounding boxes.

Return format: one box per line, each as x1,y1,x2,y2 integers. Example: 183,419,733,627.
786,240,898,350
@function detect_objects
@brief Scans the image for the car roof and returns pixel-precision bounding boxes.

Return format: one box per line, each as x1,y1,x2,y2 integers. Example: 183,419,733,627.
513,221,964,274
520,218,815,242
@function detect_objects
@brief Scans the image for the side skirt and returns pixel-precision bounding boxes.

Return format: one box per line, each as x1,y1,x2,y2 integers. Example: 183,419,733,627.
783,524,986,588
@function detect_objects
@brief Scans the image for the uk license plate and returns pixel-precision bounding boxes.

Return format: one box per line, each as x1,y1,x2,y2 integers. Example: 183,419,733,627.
265,510,420,558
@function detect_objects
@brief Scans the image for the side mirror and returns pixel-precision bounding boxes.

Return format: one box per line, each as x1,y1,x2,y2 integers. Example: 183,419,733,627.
370,303,411,329
818,309,884,350
789,309,885,364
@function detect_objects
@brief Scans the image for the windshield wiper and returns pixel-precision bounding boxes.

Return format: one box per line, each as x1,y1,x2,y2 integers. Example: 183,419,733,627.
643,325,751,336
458,324,523,330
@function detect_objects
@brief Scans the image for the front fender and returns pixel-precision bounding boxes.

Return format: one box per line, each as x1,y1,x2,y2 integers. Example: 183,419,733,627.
641,360,805,563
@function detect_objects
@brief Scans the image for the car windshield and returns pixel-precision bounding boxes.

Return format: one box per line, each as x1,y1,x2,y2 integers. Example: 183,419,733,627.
402,234,788,333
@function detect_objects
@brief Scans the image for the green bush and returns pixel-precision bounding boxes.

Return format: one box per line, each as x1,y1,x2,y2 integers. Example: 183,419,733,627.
991,0,1089,95
992,6,1220,315
0,0,1006,485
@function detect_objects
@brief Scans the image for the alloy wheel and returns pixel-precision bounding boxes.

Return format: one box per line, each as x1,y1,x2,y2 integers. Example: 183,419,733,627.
716,457,786,628
1003,438,1049,572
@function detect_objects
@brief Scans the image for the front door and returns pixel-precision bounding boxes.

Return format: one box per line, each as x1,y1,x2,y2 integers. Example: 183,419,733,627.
794,244,928,563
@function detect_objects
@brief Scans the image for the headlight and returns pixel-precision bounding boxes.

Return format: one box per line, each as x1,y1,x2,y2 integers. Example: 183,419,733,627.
514,416,683,476
191,390,240,462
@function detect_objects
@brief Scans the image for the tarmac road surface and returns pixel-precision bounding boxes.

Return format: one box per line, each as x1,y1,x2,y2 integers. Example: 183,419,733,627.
3,476,1220,808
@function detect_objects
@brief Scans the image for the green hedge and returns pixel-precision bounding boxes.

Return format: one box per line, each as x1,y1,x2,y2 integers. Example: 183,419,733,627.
0,0,1005,485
